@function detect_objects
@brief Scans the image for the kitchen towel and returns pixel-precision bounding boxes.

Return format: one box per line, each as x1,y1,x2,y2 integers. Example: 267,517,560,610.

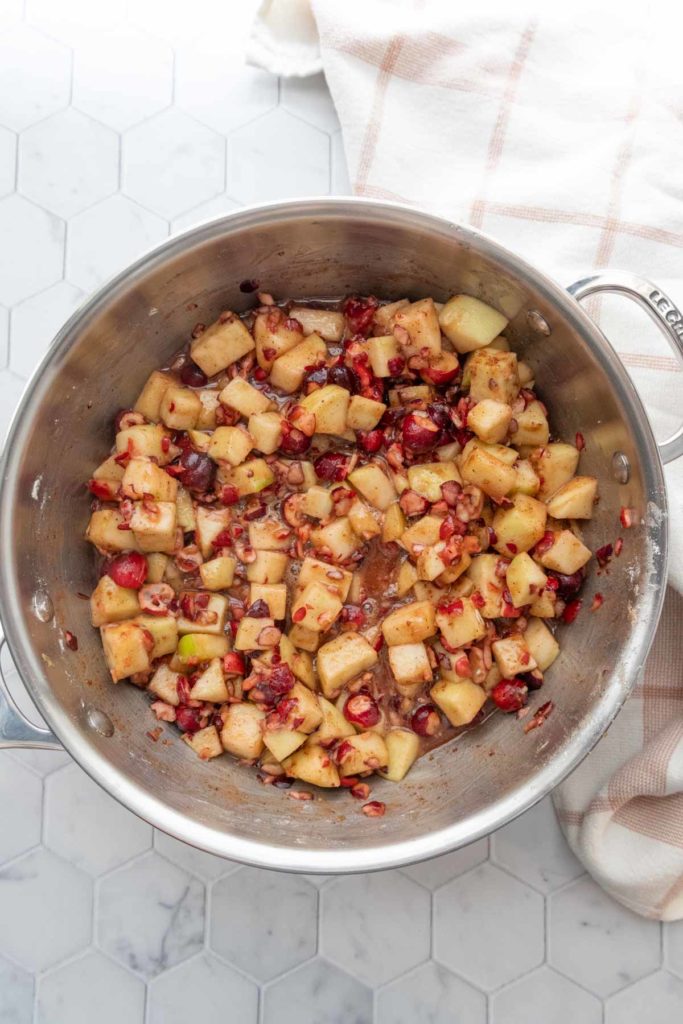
250,0,683,920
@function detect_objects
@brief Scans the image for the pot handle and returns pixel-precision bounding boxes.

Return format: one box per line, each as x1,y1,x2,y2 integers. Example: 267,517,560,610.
568,271,683,465
0,629,62,749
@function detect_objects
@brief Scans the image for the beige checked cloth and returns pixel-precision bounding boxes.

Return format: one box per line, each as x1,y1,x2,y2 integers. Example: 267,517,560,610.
250,0,683,919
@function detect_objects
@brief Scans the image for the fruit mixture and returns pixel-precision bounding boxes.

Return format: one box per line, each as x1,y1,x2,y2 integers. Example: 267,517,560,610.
84,290,598,802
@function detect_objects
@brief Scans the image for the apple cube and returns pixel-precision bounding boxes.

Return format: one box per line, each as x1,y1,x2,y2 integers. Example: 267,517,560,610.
393,297,441,357
159,386,201,430
529,588,558,618
175,485,196,532
90,575,140,627
467,399,513,444
264,728,307,762
348,463,396,510
512,459,541,496
135,613,177,658
397,560,418,597
532,443,581,500
248,519,292,551
334,731,388,775
254,308,303,369
438,294,509,353
407,461,462,502
121,457,177,502
196,390,221,429
269,334,327,393
524,618,560,671
186,725,223,760
249,583,287,619
388,642,433,685
220,702,265,760
176,633,229,666
509,400,549,447
189,657,229,702
461,446,516,500
547,476,598,519
234,616,277,651
347,395,386,431
148,663,181,706
116,423,172,465
382,729,420,782
284,744,340,787
348,498,381,540
134,369,174,421
381,503,405,544
300,485,333,519
316,631,378,697
300,384,350,435
538,530,592,574
372,298,409,333
400,514,444,556
366,334,402,377
277,637,316,689
195,506,230,558
248,411,283,454
506,552,548,607
492,633,536,677
207,426,253,466
131,500,178,554
493,494,548,555
100,622,151,682
289,306,344,341
382,601,437,645
190,313,255,376
177,592,228,637
307,696,354,747
389,384,434,407
219,376,271,417
146,553,169,585
311,518,360,560
466,554,506,618
468,349,520,404
298,556,352,601
291,581,342,633
246,550,288,584
92,454,125,484
430,678,487,726
218,458,275,497
436,597,486,648
187,430,211,454
416,543,448,582
288,623,320,653
86,509,140,554
436,550,471,585
461,438,518,466
277,682,323,734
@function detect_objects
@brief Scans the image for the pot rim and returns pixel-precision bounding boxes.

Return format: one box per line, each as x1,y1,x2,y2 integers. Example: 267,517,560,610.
0,196,668,872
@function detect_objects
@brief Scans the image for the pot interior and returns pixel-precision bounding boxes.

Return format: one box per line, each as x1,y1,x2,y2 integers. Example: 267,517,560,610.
0,201,666,870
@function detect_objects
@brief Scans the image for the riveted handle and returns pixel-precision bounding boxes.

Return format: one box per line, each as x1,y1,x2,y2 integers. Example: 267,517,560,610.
568,271,683,465
0,628,61,749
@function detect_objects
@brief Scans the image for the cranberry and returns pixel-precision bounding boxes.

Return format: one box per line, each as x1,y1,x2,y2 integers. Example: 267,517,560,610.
327,364,357,392
180,361,208,388
356,429,383,453
88,478,117,501
411,704,441,737
562,598,583,624
387,356,406,376
520,670,544,691
314,452,349,482
402,411,441,453
239,278,259,292
344,693,381,728
491,678,528,712
246,598,271,618
305,364,329,388
595,544,613,568
421,351,460,386
342,295,378,336
427,403,454,437
548,569,584,600
107,551,148,589
175,706,202,733
179,449,215,493
219,485,240,506
279,425,311,456
361,800,386,817
114,408,134,433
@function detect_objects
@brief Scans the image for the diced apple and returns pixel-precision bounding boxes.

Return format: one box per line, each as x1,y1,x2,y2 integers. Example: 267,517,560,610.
538,530,592,574
307,696,354,746
246,550,288,584
382,503,406,543
177,592,228,637
400,514,444,556
288,623,320,653
219,458,275,498
175,485,196,532
279,682,323,733
187,430,211,454
388,642,433,685
524,618,560,671
529,588,558,619
289,306,344,341
382,601,437,645
92,454,124,485
334,731,388,775
159,385,201,430
284,744,340,788
219,376,271,417
248,411,283,454
317,631,378,697
465,554,505,617
407,462,461,502
148,663,181,706
431,678,487,726
248,519,292,551
461,446,516,500
468,349,520,404
389,384,434,406
467,399,513,444
439,295,508,353
121,457,177,502
348,463,397,510
509,400,549,447
254,308,304,369
292,581,342,633
186,725,223,760
234,616,277,651
116,423,172,465
189,658,229,702
249,583,287,619
300,485,333,520
195,506,230,558
348,498,381,540
461,438,518,466
300,384,350,436
90,575,140,627
134,369,174,422
196,390,221,429
135,613,177,658
381,729,420,781
492,633,536,677
397,560,418,597
366,334,402,376
100,622,151,682
416,543,448,582
547,476,598,519
347,395,386,431
207,426,253,467
131,500,178,554
532,443,580,500
506,552,547,607
512,459,541,496
264,729,307,762
393,298,441,357
297,557,352,601
492,494,548,555
311,518,360,561
269,334,327,393
372,298,409,333
197,555,235,592
84,509,136,553
176,633,230,667
436,551,471,586
277,637,316,689
220,702,265,760
190,313,255,376
146,553,168,584
436,597,486,648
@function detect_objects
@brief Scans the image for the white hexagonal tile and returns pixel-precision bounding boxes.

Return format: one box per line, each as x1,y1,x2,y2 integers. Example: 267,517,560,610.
26,0,126,47
0,195,64,306
492,966,602,1024
321,871,430,987
19,109,119,219
72,27,173,132
10,280,84,378
282,74,340,134
549,875,661,996
122,109,225,219
171,194,240,235
66,195,167,292
6,747,71,777
0,750,42,863
492,796,583,893
36,950,145,1024
331,131,352,195
0,126,16,198
149,952,258,1024
210,867,317,982
0,369,30,439
0,0,23,32
0,25,71,132
0,953,33,1024
131,0,256,46
377,961,486,1024
263,958,372,1024
154,829,237,881
44,763,152,875
98,852,205,979
403,838,488,890
434,862,544,990
0,848,92,970
606,970,683,1023
175,39,277,136
228,109,330,204
666,919,683,978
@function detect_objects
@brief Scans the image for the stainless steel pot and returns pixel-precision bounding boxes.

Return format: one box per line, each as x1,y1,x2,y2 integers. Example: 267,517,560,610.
1,198,681,873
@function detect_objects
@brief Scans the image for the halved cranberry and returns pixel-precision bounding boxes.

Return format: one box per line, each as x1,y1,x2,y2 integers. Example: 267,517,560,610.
219,485,240,506
179,449,215,493
421,351,460,386
399,489,429,517
239,278,259,293
491,678,528,712
88,478,117,501
387,356,406,377
114,408,134,432
223,653,245,676
344,693,380,728
402,412,441,454
342,295,378,336
356,429,383,453
596,544,613,568
107,551,148,589
327,364,357,392
562,598,582,624
280,424,311,456
519,669,544,691
411,703,441,737
180,361,208,388
548,569,584,600
175,706,202,733
314,452,349,482
246,598,270,618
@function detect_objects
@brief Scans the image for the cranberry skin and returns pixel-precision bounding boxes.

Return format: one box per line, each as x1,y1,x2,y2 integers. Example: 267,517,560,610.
411,704,441,737
427,402,454,438
179,449,216,493
402,412,442,454
107,552,148,589
175,706,202,733
549,569,584,601
314,452,349,482
356,429,383,453
246,598,270,619
239,278,259,293
279,426,311,456
327,364,357,392
305,364,329,388
491,678,528,713
344,693,381,728
114,408,134,433
342,296,377,336
180,361,208,388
